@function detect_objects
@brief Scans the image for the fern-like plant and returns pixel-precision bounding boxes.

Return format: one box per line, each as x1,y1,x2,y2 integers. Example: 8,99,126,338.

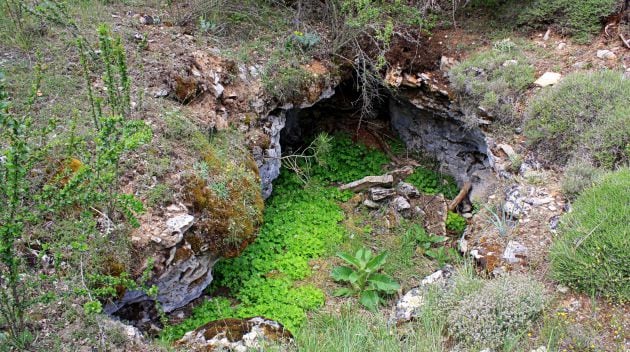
331,248,400,311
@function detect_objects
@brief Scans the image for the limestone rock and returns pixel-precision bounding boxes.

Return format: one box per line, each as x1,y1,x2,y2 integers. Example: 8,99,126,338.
596,49,617,60
363,199,381,209
502,241,528,263
534,72,561,87
369,187,396,201
391,266,454,324
396,182,420,198
390,98,496,202
392,196,411,212
439,56,457,71
340,174,394,192
178,317,293,351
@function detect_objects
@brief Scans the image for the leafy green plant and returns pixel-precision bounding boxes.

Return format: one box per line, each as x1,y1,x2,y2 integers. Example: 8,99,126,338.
446,211,467,234
525,70,629,169
311,133,389,183
331,248,400,311
425,246,459,267
410,224,447,255
550,168,630,301
287,30,320,51
405,167,459,199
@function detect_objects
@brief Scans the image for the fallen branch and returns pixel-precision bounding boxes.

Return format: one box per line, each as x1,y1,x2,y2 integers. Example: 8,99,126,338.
448,181,472,211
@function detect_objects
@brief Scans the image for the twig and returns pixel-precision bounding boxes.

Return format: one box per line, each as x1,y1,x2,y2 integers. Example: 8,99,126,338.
448,181,471,211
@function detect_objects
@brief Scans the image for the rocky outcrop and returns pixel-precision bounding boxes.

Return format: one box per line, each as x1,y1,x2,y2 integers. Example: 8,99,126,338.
390,96,495,202
178,317,293,351
107,204,222,315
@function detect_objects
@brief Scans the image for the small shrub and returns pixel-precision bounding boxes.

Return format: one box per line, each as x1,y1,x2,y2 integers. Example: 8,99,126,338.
550,168,630,301
519,0,622,44
449,40,535,126
446,274,547,350
331,247,400,311
561,159,604,199
525,70,630,169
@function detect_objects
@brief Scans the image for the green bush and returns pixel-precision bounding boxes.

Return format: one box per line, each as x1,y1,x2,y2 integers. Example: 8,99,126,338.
445,274,547,350
561,159,604,199
449,41,535,126
519,0,622,44
550,168,630,301
525,70,630,169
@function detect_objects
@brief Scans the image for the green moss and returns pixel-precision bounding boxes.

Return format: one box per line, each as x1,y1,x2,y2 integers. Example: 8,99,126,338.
525,70,630,169
550,168,630,301
184,130,264,257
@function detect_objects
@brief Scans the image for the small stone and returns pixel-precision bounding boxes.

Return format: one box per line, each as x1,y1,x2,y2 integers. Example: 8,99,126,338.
556,285,569,294
596,49,617,60
153,87,169,98
514,127,523,134
363,199,380,209
391,266,454,323
396,182,420,198
440,56,457,71
497,143,517,159
526,196,554,206
462,212,473,219
139,14,154,25
557,42,566,50
369,187,396,201
534,72,562,87
531,346,547,352
392,196,411,212
502,59,518,66
340,174,394,192
548,205,557,211
502,241,527,263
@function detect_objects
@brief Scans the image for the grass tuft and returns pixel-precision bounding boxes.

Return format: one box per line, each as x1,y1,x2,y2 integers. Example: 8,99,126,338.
550,168,630,301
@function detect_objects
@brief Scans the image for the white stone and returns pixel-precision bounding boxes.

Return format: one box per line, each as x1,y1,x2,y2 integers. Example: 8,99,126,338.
502,59,518,66
596,49,617,60
497,143,517,159
392,196,411,212
534,72,562,87
557,42,566,50
502,241,528,263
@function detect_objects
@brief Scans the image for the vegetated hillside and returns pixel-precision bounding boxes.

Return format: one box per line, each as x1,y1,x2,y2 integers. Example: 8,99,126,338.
0,1,628,351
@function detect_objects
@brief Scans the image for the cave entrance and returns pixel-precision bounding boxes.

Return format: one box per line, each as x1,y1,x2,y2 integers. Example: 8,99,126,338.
279,76,402,162
275,73,495,202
